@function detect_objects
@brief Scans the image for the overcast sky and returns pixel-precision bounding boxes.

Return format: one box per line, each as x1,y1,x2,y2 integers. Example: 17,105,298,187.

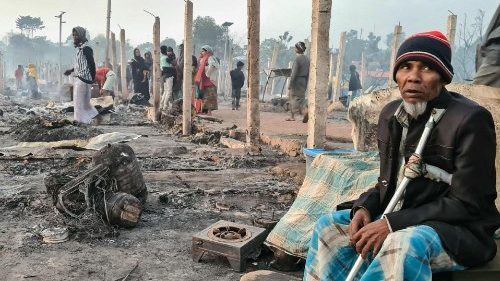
0,0,498,48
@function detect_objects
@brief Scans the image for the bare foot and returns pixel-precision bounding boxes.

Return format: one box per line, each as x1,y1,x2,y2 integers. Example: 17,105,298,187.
285,118,295,121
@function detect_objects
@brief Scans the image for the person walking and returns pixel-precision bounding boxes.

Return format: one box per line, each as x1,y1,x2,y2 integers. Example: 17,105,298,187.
230,61,245,110
64,26,100,124
347,64,362,106
287,41,310,121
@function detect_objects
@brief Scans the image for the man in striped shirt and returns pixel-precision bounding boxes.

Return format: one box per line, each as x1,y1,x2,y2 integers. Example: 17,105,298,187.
64,26,100,124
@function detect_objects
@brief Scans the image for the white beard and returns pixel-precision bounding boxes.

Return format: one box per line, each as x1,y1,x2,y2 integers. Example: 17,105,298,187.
403,101,427,119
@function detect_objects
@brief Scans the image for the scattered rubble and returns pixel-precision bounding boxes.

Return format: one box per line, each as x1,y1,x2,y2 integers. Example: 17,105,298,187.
220,137,246,149
260,98,289,113
9,116,103,142
40,227,69,243
0,84,302,280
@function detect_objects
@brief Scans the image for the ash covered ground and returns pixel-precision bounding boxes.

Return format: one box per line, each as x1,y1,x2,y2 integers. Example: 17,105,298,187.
0,90,303,281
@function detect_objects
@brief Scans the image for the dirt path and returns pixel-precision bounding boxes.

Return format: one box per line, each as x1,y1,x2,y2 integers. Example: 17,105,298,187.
212,100,352,139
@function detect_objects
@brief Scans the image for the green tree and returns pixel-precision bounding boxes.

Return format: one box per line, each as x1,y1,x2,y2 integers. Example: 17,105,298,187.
343,30,366,73
366,32,381,53
260,38,279,66
16,16,45,38
278,31,293,47
136,42,153,53
260,31,297,69
6,33,57,66
385,31,406,49
193,16,224,55
160,38,177,50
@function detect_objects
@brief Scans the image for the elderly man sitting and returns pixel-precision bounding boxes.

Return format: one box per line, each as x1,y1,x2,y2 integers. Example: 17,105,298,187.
304,31,500,281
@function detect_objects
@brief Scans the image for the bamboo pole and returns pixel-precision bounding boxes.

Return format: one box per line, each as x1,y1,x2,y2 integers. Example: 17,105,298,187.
105,0,111,68
119,29,128,101
246,0,261,150
333,31,346,102
152,17,161,121
183,0,194,135
328,50,334,100
307,0,332,148
268,43,279,97
447,14,458,50
111,32,118,94
388,24,402,87
0,52,4,92
286,61,293,97
225,47,234,101
360,51,366,89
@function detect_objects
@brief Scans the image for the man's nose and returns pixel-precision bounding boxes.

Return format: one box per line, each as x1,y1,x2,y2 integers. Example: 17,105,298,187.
407,69,422,83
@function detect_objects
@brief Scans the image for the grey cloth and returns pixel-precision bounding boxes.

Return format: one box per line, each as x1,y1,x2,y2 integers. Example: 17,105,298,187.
474,4,500,86
473,63,500,87
232,88,241,109
482,4,500,48
289,95,306,113
289,54,310,99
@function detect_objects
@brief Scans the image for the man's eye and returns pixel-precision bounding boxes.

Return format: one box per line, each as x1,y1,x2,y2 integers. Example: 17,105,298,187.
423,66,431,71
399,65,409,70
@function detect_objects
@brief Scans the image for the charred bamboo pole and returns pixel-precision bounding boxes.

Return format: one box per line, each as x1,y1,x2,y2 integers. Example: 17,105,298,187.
388,24,403,87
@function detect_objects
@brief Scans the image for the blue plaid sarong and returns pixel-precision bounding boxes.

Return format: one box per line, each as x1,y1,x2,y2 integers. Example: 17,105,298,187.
304,210,465,281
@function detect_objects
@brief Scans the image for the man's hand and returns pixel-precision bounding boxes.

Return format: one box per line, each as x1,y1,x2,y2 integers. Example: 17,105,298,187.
348,208,372,240
64,69,73,76
351,219,390,259
404,153,427,179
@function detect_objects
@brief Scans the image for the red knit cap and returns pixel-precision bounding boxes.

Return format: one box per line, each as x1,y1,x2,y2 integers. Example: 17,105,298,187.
393,31,454,84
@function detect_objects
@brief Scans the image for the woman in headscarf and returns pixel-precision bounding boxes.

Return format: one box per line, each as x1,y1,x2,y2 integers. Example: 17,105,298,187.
64,26,100,124
287,41,310,121
144,51,153,94
130,48,150,105
194,45,219,115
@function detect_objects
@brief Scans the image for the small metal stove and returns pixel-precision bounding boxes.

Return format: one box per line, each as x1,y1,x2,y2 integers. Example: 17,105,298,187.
192,220,267,272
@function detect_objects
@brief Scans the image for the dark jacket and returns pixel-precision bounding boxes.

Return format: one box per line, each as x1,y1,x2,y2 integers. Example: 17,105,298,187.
352,89,500,267
230,68,245,90
131,57,147,83
348,70,361,91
